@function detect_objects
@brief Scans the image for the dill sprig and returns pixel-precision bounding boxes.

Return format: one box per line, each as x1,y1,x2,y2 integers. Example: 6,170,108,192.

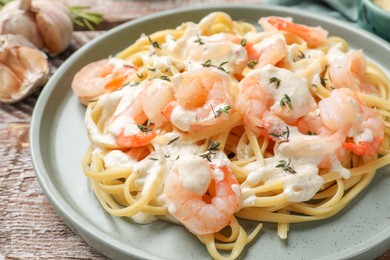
69,6,103,31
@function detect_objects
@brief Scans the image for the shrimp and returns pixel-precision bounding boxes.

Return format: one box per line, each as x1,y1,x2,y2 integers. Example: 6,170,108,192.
180,32,248,78
71,58,136,105
318,88,384,156
327,49,379,94
260,110,349,177
235,64,317,135
163,67,233,132
260,16,328,48
245,34,288,68
110,78,174,148
164,154,241,235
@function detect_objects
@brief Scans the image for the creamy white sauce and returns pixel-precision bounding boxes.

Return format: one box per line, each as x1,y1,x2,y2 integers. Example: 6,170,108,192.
244,122,350,203
170,105,197,131
164,24,247,74
244,65,317,124
327,43,345,63
103,150,136,169
210,152,230,182
84,89,126,146
109,114,139,136
174,154,211,195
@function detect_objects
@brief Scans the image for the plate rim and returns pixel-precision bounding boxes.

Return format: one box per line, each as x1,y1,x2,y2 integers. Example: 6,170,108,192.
30,4,390,260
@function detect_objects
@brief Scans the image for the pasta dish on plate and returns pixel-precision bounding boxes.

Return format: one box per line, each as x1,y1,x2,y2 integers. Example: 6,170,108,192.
71,12,390,259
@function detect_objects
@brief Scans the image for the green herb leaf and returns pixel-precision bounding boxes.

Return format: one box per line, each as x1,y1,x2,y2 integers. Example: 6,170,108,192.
167,136,179,145
240,38,247,46
160,75,171,82
194,34,204,45
137,119,152,133
306,131,318,136
275,159,296,174
148,35,161,49
269,126,290,141
320,77,327,87
0,0,13,8
199,140,220,162
247,60,258,69
213,105,232,118
280,94,292,110
298,50,305,59
69,6,104,31
201,60,229,74
269,77,281,89
217,61,229,73
201,59,212,68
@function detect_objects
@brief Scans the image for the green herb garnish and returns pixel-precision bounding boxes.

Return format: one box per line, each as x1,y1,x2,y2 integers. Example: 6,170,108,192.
276,159,296,174
269,126,290,141
147,35,161,49
194,34,204,45
247,60,258,69
240,38,247,46
269,77,281,89
280,94,292,110
199,140,220,162
167,136,179,145
69,6,103,31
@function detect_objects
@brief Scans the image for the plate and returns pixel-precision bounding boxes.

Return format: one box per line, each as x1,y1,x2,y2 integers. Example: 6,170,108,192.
30,4,390,260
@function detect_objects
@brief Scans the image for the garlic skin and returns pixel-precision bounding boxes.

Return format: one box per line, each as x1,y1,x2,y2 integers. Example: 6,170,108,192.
0,0,73,55
0,0,44,49
0,34,49,103
33,1,73,55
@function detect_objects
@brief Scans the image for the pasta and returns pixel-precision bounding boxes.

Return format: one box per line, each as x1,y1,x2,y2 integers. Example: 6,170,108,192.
72,12,390,259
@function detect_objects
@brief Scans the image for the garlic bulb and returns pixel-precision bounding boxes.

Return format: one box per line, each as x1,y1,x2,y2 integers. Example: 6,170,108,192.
0,0,73,55
0,34,49,103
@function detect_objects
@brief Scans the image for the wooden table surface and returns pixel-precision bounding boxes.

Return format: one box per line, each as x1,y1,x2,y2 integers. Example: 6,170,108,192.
0,0,389,259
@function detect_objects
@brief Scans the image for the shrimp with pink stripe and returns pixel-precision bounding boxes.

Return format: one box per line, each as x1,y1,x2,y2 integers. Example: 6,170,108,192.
71,58,137,105
259,16,328,48
163,67,234,132
109,78,174,148
164,153,241,235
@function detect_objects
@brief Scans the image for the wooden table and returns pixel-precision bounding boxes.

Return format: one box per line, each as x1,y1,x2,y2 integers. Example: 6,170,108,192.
0,0,389,259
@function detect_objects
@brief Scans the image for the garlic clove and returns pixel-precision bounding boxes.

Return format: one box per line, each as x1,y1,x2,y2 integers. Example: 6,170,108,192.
0,34,49,103
0,63,23,101
33,1,73,55
18,46,49,74
0,1,44,49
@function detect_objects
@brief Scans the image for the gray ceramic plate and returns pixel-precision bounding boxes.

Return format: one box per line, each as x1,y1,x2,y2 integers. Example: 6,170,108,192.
30,4,390,260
